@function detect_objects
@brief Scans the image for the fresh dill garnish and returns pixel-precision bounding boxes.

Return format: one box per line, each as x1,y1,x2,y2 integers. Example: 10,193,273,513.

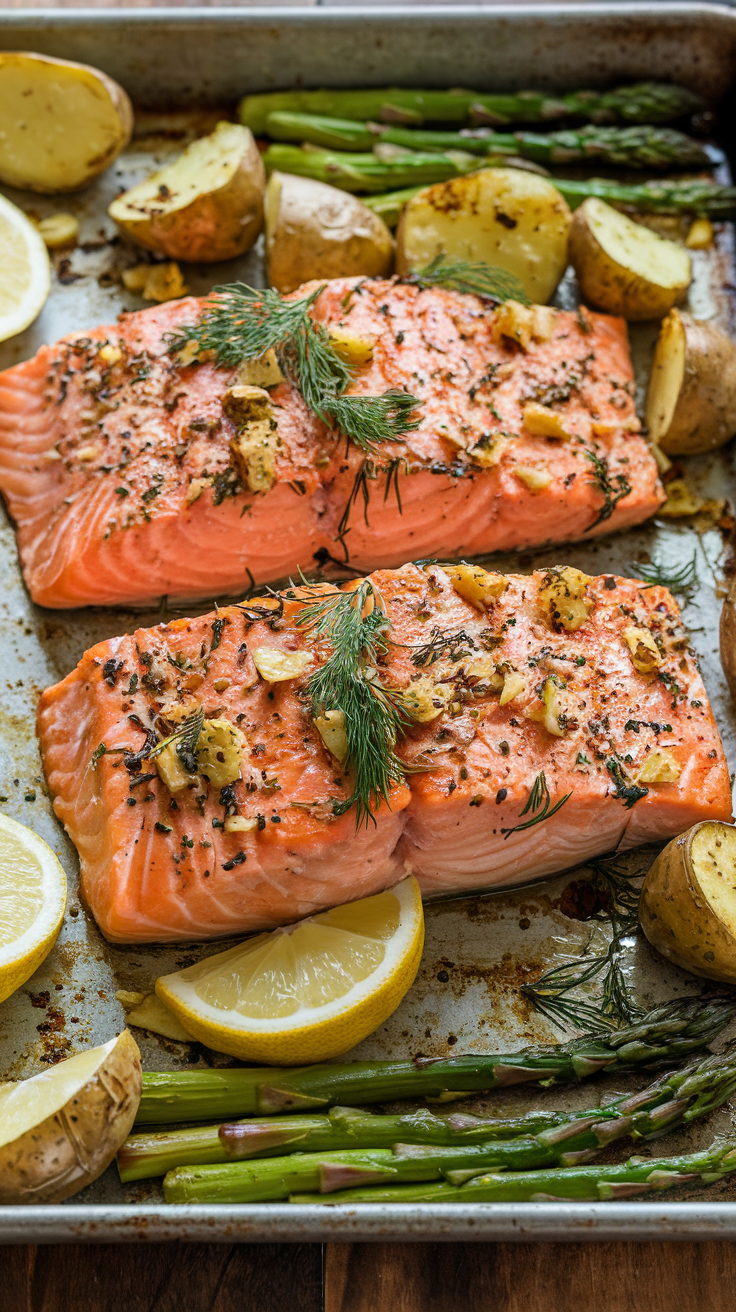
407,255,531,306
167,283,422,458
145,706,205,776
501,771,572,839
631,554,697,596
412,626,477,668
293,580,408,827
584,449,632,528
522,855,645,1030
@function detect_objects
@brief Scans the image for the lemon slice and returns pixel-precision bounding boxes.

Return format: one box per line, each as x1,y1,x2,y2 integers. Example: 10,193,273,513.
156,876,424,1065
0,814,67,1003
0,192,51,342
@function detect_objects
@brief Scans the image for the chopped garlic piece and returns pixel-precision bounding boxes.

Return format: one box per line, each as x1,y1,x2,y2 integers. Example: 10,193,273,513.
38,212,79,249
224,385,281,493
76,445,99,462
591,416,641,437
99,343,122,366
636,749,681,784
468,434,510,468
514,465,552,493
523,403,573,441
185,477,211,506
315,709,349,768
492,302,557,352
623,625,663,674
657,478,704,518
524,676,571,738
328,327,375,367
252,647,313,682
115,989,146,1008
686,217,713,250
237,349,285,389
123,262,189,303
500,671,525,706
154,741,194,793
538,566,593,633
446,563,509,610
402,677,453,723
197,719,246,789
224,816,258,833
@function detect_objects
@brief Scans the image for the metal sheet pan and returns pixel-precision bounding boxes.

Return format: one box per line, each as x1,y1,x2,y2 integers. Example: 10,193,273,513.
3,2,736,1242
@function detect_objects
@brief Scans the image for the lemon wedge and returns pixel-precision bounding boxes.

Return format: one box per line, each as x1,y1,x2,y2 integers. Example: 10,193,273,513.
156,876,424,1065
0,814,67,1004
0,192,51,342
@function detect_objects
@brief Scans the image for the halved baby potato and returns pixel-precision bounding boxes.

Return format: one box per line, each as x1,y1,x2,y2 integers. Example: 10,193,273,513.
395,167,572,305
265,172,394,294
569,197,691,320
646,308,736,455
109,121,265,263
0,1030,141,1203
0,51,133,193
639,821,736,983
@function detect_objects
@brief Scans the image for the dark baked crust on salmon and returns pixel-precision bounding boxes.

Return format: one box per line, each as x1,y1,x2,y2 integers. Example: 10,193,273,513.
0,279,663,609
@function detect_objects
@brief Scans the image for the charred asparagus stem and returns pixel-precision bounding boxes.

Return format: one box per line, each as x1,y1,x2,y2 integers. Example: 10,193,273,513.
160,1045,736,1203
119,1105,605,1184
291,1138,736,1204
136,997,735,1126
240,82,706,135
363,175,736,229
265,112,711,170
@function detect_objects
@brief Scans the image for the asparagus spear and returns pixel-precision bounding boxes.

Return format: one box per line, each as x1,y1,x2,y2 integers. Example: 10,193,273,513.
363,175,736,228
135,996,735,1125
240,82,706,135
265,112,710,171
161,1045,736,1203
119,1104,602,1184
291,1138,736,1204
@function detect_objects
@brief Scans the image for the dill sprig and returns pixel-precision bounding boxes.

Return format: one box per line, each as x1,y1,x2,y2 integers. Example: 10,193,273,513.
631,554,697,596
412,626,477,668
585,449,632,528
167,283,421,458
293,581,407,827
408,255,531,306
501,771,571,840
523,855,645,1031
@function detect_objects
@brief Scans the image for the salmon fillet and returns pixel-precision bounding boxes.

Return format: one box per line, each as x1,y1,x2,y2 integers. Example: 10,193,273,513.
0,279,663,609
37,561,730,943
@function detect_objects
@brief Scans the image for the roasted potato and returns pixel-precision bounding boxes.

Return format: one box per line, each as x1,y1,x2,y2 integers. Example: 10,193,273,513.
640,821,736,983
395,168,572,305
0,1030,141,1203
569,197,691,320
646,308,736,455
109,122,264,263
265,172,394,294
0,51,132,193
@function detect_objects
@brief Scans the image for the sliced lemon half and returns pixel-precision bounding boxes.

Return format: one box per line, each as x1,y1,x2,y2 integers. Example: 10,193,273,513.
156,876,424,1065
0,814,67,1004
0,192,51,342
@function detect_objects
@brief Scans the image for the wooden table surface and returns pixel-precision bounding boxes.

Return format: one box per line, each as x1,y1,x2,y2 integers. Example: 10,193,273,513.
2,0,736,1304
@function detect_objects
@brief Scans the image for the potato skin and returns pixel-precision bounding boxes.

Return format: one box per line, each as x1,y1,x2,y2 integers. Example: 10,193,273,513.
0,1030,141,1204
0,52,133,193
111,129,265,263
654,311,736,455
266,172,394,294
639,825,736,983
569,204,689,321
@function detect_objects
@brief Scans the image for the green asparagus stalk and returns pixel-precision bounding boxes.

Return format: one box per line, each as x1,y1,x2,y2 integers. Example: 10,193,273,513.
364,175,736,228
262,143,479,194
264,112,710,171
160,1044,736,1204
135,996,736,1126
291,1138,736,1205
119,1104,602,1184
240,82,706,135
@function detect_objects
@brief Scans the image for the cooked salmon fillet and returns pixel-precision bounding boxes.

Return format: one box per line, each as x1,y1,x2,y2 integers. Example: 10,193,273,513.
37,561,730,943
0,279,663,609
